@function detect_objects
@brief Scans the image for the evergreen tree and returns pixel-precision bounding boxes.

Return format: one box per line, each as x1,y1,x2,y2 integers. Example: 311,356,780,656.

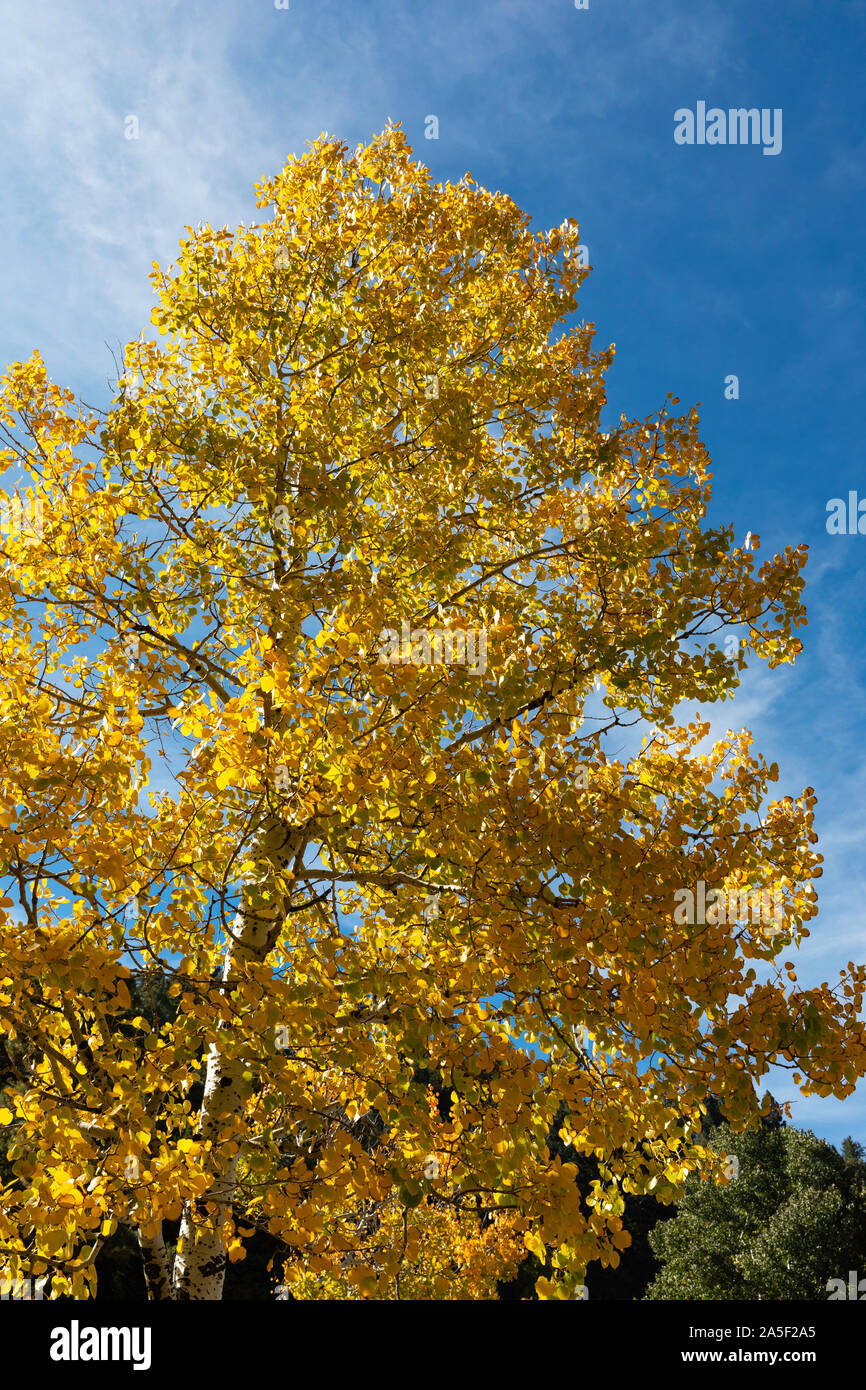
646,1121,866,1300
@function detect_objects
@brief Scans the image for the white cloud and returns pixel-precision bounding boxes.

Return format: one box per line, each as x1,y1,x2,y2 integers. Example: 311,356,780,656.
0,0,357,385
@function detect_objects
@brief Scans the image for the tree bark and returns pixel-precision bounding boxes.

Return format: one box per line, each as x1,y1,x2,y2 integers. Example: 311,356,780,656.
171,816,304,1300
135,1222,174,1301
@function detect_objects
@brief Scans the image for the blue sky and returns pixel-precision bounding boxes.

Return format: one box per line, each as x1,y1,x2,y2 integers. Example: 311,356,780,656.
1,0,865,1147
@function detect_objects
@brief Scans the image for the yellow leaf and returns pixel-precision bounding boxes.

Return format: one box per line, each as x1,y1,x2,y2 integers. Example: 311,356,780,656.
524,1230,545,1260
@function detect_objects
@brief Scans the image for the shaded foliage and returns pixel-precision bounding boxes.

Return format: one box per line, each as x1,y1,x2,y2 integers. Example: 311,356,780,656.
647,1115,866,1300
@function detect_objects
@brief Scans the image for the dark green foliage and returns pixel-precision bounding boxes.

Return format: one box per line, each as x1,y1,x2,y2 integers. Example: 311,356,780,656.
93,1222,149,1300
646,1121,866,1300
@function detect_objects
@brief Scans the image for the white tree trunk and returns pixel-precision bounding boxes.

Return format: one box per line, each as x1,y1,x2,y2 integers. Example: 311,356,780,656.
172,817,303,1300
135,1221,173,1301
